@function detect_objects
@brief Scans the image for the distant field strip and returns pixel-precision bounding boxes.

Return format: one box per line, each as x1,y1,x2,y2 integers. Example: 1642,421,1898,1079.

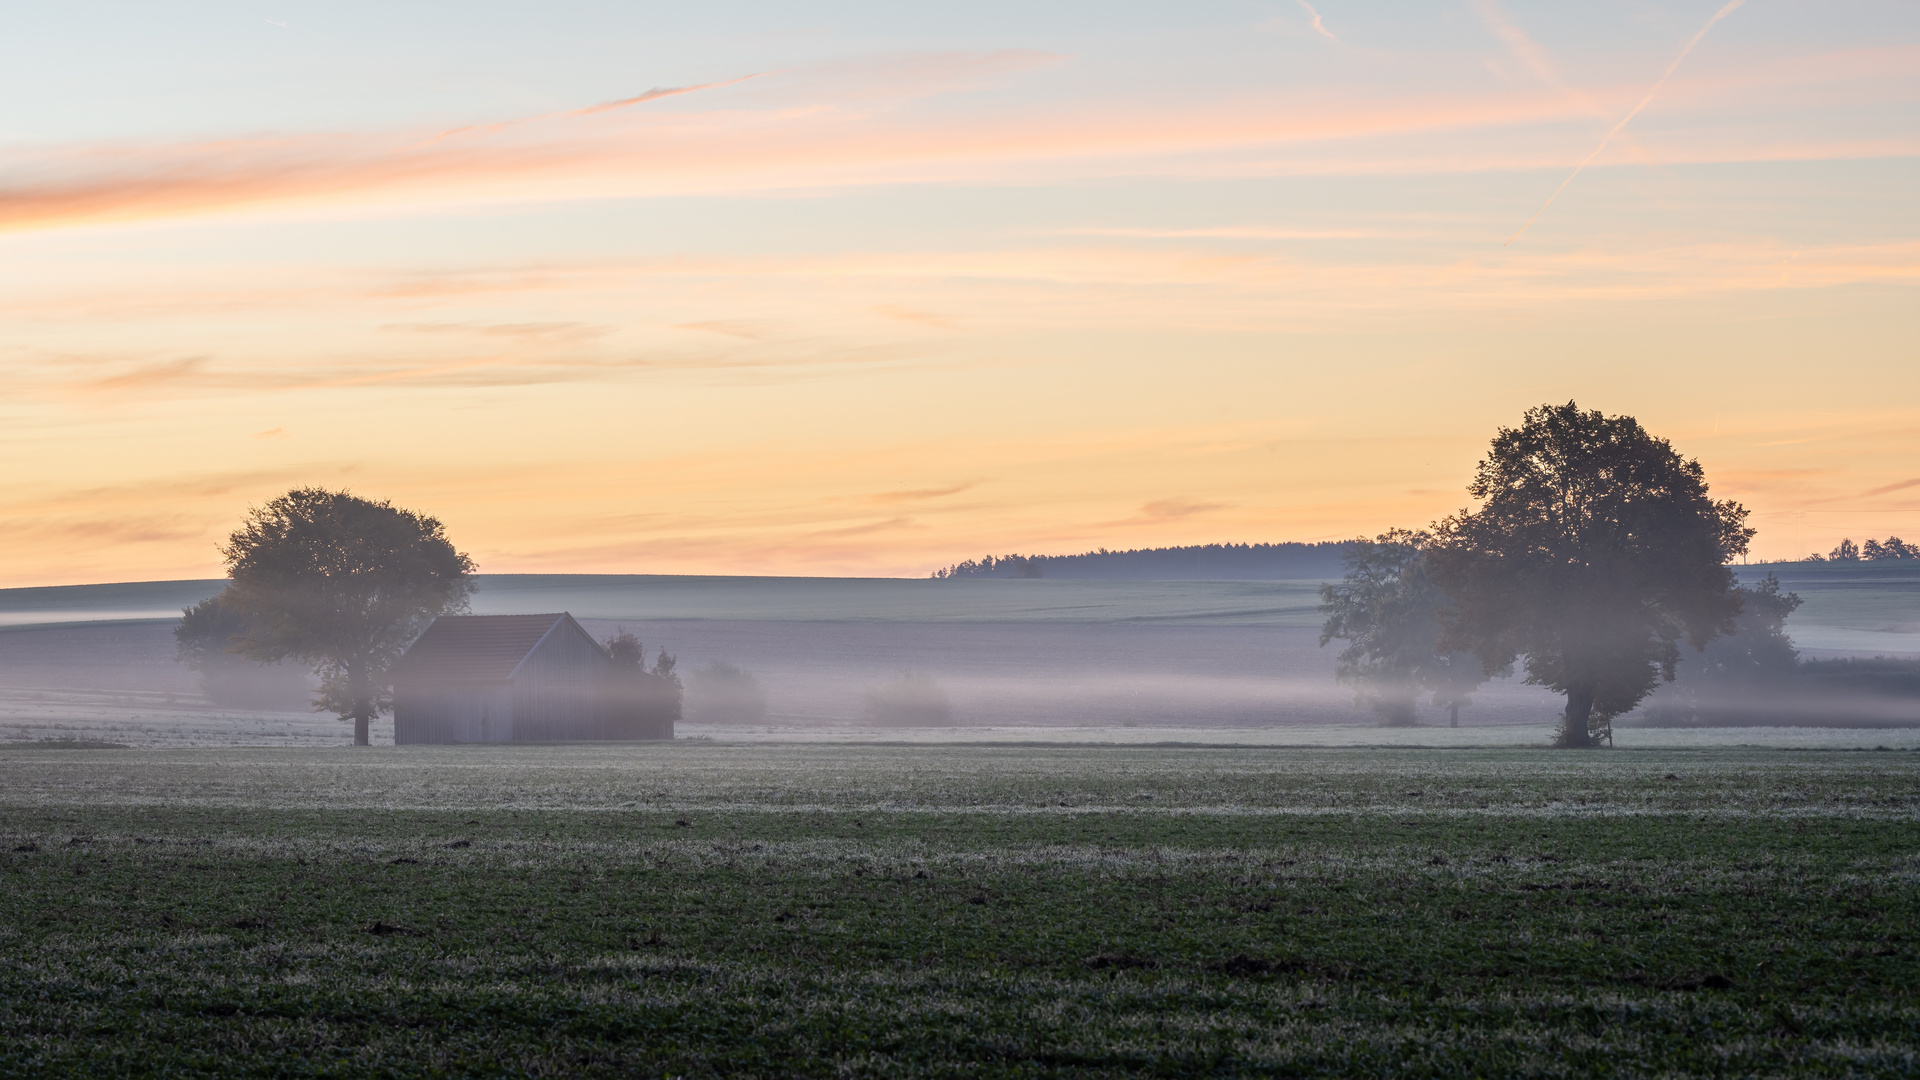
3,743,1913,811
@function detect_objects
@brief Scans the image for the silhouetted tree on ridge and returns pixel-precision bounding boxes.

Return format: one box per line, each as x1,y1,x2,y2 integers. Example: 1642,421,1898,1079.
1808,536,1916,562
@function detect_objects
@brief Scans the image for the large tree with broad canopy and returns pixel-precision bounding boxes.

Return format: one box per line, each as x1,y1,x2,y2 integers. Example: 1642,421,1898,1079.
1426,403,1754,747
213,488,475,745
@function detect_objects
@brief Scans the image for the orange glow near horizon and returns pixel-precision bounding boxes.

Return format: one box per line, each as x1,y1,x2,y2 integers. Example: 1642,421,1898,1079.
1,3,1917,586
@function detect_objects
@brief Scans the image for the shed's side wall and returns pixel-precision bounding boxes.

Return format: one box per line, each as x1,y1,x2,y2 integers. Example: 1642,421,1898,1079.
511,620,610,741
394,682,513,744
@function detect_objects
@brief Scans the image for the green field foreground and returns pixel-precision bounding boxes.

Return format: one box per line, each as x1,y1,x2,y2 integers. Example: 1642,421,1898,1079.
1,744,1916,1077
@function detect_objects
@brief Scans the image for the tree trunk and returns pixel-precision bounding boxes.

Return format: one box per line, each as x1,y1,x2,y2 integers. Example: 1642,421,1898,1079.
1558,684,1596,748
1380,698,1418,727
1449,703,1459,728
349,660,373,747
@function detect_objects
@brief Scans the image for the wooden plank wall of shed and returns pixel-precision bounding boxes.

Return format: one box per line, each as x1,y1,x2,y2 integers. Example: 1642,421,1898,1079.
395,682,513,743
511,620,609,741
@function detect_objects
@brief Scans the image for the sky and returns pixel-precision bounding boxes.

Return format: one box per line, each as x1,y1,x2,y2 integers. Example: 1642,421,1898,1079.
2,0,1917,586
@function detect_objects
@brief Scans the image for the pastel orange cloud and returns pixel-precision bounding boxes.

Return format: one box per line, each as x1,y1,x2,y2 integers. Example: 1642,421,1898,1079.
3,43,1912,235
4,229,1916,412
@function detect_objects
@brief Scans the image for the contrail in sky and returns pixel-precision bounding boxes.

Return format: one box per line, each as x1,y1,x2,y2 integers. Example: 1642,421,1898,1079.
1505,0,1745,246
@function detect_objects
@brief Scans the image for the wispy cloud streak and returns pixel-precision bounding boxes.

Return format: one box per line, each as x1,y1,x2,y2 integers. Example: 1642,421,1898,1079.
413,74,764,147
1,34,1907,236
0,87,1583,233
1295,1,1339,43
568,74,768,117
1472,0,1560,86
1470,0,1633,131
1862,478,1920,498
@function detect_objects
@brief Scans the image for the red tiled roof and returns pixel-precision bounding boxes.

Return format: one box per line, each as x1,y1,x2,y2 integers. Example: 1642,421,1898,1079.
391,613,570,682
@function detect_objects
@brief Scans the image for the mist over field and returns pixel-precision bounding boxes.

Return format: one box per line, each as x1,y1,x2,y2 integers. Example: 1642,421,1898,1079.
6,0,1917,1068
2,564,1916,748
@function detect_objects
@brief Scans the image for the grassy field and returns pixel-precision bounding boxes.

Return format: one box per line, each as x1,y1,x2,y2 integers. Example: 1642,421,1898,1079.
1,744,1916,1077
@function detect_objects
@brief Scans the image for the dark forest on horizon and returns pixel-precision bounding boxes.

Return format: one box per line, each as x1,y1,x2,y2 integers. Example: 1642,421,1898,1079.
930,542,1352,580
928,536,1920,582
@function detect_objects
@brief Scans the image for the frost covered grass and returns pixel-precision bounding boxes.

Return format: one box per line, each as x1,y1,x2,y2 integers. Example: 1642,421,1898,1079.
674,722,1920,751
0,743,1915,1076
0,687,392,748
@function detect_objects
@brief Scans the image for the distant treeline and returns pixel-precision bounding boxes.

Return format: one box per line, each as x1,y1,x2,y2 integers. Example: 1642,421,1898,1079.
1806,536,1918,562
930,542,1351,581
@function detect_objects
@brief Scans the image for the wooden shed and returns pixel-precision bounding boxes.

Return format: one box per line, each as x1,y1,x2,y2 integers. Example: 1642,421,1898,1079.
391,612,674,744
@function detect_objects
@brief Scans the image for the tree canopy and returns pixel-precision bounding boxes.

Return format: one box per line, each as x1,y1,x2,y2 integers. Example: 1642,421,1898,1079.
214,488,475,745
1640,574,1802,725
1426,403,1753,747
1319,529,1499,727
687,660,769,725
173,594,312,709
600,628,683,738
